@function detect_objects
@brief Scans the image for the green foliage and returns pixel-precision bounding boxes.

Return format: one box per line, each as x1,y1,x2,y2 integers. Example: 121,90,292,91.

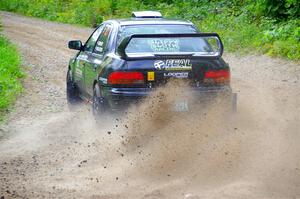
197,14,261,52
251,0,299,19
259,19,300,59
0,0,299,59
0,31,24,121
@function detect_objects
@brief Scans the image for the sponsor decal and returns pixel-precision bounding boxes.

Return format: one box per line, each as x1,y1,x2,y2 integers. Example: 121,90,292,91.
97,41,104,47
99,77,107,84
154,59,192,70
154,60,165,70
147,71,155,81
75,67,82,77
164,72,189,78
95,46,103,53
149,39,180,52
78,54,88,59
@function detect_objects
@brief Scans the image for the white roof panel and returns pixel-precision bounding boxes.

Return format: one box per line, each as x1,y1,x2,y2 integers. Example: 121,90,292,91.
132,11,162,18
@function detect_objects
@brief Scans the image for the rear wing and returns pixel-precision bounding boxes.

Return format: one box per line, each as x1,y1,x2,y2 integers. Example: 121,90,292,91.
117,33,224,60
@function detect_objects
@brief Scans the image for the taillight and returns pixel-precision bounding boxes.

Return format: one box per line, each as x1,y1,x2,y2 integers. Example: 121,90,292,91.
204,69,230,84
108,71,144,85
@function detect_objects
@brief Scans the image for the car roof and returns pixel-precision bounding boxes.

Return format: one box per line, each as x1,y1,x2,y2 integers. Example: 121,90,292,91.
106,18,194,26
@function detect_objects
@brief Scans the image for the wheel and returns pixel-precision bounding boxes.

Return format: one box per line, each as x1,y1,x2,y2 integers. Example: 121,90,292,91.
66,69,81,107
92,83,108,117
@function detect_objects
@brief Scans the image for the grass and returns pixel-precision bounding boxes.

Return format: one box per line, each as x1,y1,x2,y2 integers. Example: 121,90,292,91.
0,23,24,122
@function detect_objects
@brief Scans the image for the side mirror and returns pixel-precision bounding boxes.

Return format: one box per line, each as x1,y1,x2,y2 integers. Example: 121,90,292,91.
68,40,82,50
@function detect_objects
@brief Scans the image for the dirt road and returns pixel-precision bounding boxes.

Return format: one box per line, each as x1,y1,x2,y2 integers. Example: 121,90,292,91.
0,12,299,199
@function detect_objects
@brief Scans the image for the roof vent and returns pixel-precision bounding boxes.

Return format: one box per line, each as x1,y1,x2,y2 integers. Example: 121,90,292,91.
132,11,162,18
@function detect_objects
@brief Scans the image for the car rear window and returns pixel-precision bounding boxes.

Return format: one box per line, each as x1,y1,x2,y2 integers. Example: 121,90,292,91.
117,25,221,56
126,37,216,54
118,24,197,44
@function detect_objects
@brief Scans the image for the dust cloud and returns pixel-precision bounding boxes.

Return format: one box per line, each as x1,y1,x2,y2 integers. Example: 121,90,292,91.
39,78,297,199
1,77,299,198
104,79,299,198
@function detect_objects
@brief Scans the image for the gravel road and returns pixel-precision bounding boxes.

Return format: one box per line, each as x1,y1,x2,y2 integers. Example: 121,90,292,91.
0,12,299,199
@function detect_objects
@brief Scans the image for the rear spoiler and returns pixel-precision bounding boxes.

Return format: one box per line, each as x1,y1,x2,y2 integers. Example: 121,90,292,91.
117,33,224,60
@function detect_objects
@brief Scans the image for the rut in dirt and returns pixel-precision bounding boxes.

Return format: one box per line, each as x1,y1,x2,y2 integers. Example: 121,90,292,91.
0,12,299,199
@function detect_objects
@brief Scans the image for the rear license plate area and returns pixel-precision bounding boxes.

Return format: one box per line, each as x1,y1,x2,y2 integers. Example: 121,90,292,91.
173,100,189,112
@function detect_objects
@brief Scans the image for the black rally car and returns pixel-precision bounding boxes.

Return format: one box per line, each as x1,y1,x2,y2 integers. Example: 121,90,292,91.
67,11,237,114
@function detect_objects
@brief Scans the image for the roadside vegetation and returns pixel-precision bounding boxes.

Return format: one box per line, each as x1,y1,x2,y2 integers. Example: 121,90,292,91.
0,0,299,60
0,22,23,121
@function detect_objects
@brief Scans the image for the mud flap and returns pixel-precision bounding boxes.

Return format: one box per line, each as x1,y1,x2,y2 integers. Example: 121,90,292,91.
231,93,238,113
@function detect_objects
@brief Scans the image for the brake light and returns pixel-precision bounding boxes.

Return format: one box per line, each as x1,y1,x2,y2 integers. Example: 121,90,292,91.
204,69,230,84
108,71,144,85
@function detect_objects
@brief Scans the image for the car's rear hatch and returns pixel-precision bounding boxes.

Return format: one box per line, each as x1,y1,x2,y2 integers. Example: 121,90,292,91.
117,33,229,88
126,58,227,87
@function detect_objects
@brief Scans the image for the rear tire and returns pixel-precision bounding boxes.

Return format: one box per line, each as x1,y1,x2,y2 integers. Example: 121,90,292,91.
92,84,108,118
66,69,81,107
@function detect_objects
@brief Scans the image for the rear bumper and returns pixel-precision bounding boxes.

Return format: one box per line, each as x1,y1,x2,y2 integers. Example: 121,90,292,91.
102,85,234,110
